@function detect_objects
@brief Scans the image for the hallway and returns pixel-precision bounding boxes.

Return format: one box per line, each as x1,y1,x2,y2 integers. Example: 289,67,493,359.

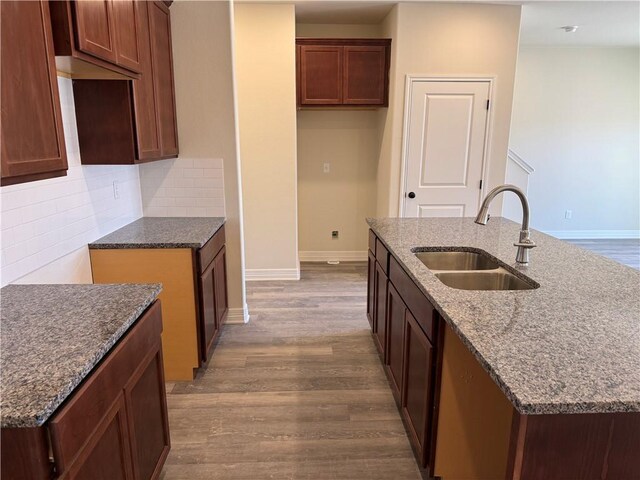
161,263,423,479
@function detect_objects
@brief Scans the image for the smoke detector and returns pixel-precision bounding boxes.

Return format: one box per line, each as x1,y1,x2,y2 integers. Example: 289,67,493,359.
561,25,579,33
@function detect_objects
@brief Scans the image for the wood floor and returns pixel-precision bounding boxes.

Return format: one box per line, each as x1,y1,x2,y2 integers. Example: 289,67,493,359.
567,239,640,270
161,263,423,479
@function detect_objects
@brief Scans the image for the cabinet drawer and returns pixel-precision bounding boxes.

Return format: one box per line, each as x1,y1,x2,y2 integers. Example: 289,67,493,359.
368,229,377,254
375,238,389,274
197,225,225,272
49,301,162,473
389,256,437,343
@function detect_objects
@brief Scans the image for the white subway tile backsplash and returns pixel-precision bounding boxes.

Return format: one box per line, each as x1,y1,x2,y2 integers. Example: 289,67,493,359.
139,157,225,218
0,77,143,287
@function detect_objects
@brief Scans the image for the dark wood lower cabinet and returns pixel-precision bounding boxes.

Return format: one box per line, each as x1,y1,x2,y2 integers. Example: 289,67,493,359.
401,310,434,468
1,301,170,480
367,228,640,479
385,283,406,405
366,250,376,329
197,233,229,363
124,347,171,480
373,261,388,358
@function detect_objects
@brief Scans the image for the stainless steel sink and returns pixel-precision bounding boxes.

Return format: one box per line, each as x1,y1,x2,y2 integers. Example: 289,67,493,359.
434,269,536,291
415,251,498,271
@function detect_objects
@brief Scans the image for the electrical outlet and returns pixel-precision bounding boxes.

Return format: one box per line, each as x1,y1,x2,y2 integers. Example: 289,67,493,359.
331,230,339,239
113,180,120,199
323,163,331,173
565,210,572,220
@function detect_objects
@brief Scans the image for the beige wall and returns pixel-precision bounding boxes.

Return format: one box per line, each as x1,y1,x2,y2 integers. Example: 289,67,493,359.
297,110,379,256
296,23,382,257
234,4,299,277
169,0,248,321
296,23,381,38
510,47,640,235
377,3,522,217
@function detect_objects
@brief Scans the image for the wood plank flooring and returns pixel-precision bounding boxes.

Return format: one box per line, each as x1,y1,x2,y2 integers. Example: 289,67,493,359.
161,263,423,479
567,239,640,270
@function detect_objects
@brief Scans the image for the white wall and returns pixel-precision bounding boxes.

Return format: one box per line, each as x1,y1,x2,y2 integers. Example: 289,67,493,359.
510,47,640,237
234,4,299,280
0,77,143,287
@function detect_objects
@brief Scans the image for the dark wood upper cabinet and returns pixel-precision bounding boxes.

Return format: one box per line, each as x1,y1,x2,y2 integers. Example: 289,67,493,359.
112,0,143,73
298,45,343,105
1,0,68,186
73,0,118,64
296,38,391,108
131,0,161,160
147,0,178,157
343,45,388,105
49,0,142,78
72,1,178,165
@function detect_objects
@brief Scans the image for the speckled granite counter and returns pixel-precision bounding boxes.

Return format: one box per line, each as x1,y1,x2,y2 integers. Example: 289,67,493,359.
89,217,225,249
0,284,161,428
367,217,640,415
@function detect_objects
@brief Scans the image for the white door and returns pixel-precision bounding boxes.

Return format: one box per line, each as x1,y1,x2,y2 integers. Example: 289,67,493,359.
402,80,490,218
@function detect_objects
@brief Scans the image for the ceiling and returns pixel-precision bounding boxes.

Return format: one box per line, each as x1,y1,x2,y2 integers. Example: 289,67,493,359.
520,1,640,47
292,0,640,47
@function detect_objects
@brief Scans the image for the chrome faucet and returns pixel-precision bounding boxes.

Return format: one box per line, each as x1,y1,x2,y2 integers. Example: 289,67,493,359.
475,184,536,265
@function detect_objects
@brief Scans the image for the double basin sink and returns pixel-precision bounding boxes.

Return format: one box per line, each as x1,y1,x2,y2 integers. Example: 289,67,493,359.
415,250,538,291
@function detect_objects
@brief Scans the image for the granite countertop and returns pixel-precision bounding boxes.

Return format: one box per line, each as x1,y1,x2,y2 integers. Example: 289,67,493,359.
367,217,640,415
89,217,225,249
0,283,161,428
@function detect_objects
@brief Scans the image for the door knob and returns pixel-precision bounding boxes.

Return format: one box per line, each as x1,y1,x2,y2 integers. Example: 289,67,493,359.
407,192,416,199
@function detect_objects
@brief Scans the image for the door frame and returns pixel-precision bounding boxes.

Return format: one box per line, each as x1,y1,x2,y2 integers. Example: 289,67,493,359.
398,75,496,217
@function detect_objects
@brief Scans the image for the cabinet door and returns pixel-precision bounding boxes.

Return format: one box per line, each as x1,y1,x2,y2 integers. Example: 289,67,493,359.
73,0,118,63
214,246,229,326
298,45,342,105
131,0,161,160
199,260,218,362
64,395,134,480
373,261,388,358
112,0,142,72
402,310,435,468
1,0,68,186
148,1,178,157
343,46,387,105
124,344,170,480
386,283,406,403
366,250,376,330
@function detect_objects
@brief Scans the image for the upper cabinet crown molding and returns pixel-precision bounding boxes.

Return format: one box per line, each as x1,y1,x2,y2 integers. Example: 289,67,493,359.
296,38,391,108
49,0,143,79
1,0,68,186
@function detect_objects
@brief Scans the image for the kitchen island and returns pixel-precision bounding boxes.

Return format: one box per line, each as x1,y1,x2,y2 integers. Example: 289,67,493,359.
366,216,639,479
1,284,169,479
89,217,228,380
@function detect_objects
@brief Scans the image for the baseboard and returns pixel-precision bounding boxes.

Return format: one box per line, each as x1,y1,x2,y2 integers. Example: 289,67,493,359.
298,251,368,262
245,267,300,281
543,230,640,240
225,305,250,324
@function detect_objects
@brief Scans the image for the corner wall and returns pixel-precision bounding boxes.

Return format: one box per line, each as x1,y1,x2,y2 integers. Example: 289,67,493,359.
509,46,640,237
234,4,299,280
140,0,248,322
377,3,522,217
